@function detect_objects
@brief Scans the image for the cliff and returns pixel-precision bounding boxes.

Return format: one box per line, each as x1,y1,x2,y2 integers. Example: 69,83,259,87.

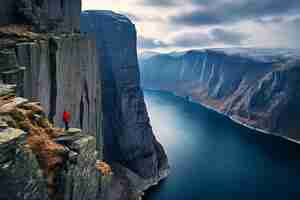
0,85,100,200
139,48,300,142
0,25,102,155
81,10,169,199
0,0,104,199
0,29,104,200
1,1,168,199
0,0,81,32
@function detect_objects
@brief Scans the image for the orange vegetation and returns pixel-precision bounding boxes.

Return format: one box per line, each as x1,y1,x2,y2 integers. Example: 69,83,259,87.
0,97,66,197
96,160,113,176
0,94,15,107
0,25,39,39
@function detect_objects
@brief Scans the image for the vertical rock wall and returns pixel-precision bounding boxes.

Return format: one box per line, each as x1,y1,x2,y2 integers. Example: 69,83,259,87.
16,35,102,153
55,133,100,200
81,10,169,182
0,0,81,32
0,1,17,27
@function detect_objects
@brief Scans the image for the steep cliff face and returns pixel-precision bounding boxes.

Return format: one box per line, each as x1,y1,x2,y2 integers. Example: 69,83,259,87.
139,48,300,142
81,10,169,197
0,32,102,155
0,0,81,32
16,34,102,151
0,0,104,198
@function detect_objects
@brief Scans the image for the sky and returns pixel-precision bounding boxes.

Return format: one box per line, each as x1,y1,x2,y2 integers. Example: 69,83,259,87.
82,0,300,53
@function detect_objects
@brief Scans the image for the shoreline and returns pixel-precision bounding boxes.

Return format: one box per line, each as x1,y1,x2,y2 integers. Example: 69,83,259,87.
144,88,300,145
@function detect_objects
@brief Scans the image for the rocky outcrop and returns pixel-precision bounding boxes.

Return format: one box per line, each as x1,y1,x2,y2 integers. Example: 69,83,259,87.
0,0,81,32
0,49,25,95
55,131,100,200
16,34,102,150
81,10,169,199
0,126,49,200
0,29,102,156
139,48,300,142
0,86,100,200
0,0,103,198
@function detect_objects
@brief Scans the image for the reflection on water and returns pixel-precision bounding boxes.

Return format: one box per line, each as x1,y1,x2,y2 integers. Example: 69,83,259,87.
144,90,300,200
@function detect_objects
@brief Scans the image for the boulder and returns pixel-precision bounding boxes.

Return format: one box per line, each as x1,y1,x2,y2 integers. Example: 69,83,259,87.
0,127,49,200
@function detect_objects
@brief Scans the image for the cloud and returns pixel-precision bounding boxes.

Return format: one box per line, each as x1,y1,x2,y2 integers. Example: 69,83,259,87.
140,0,179,7
169,28,249,47
277,17,300,47
137,36,169,49
119,11,164,22
171,0,300,26
170,32,213,47
255,16,285,24
119,12,142,22
211,29,248,45
83,0,300,50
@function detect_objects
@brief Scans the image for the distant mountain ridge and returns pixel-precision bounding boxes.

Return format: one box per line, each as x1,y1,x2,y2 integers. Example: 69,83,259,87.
139,51,160,60
139,48,300,143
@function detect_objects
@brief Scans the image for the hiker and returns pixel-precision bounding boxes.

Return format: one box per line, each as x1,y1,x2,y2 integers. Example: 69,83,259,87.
63,110,71,131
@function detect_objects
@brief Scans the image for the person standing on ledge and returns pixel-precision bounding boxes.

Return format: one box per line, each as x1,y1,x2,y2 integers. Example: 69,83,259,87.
63,110,71,131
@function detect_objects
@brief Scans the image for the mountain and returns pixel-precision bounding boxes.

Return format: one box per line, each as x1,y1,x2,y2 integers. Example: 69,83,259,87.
0,2,168,200
138,51,160,60
81,10,169,200
139,48,300,142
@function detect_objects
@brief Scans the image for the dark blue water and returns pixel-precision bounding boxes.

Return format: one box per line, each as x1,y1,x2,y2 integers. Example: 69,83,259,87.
144,90,300,200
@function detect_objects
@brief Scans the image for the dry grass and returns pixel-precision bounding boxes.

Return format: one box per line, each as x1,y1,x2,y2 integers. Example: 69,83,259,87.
0,25,48,48
96,160,113,176
0,94,15,107
0,96,66,197
0,25,39,39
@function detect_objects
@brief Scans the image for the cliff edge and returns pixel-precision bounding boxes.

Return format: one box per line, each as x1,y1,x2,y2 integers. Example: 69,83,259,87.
81,10,169,199
0,85,101,200
0,1,169,199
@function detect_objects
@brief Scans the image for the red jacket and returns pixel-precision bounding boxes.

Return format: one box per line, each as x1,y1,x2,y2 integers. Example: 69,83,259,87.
63,111,71,123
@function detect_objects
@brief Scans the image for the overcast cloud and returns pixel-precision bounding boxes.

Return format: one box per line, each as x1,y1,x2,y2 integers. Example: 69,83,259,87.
82,0,300,52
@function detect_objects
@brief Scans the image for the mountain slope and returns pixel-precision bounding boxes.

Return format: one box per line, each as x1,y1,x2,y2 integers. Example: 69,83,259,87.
139,48,300,142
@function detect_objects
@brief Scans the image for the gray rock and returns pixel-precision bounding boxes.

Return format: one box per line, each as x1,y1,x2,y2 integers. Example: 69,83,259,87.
0,128,49,200
0,124,100,200
57,133,100,200
0,0,81,33
0,1,18,26
81,10,169,182
16,34,102,157
0,50,25,95
0,84,16,96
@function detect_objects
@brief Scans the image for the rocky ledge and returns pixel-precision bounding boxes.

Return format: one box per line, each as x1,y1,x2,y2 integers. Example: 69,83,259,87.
139,48,300,142
0,84,114,200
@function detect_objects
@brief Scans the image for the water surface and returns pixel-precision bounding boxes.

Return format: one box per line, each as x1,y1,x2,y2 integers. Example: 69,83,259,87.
144,90,300,200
